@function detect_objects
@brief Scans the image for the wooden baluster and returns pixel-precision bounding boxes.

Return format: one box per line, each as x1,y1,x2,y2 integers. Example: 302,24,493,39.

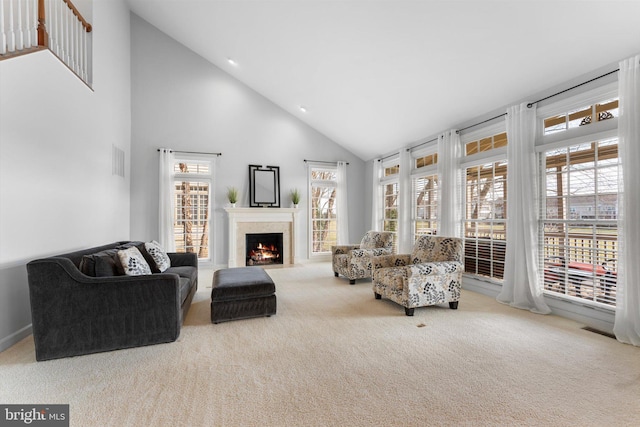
24,0,30,47
30,0,36,47
77,19,82,76
74,17,79,73
8,0,15,52
63,1,68,63
16,0,24,50
43,0,51,49
51,0,56,53
0,0,6,55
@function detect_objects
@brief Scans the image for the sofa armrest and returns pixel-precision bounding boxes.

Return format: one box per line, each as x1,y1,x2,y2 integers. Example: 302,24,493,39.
26,257,181,361
331,245,361,256
168,252,198,268
408,261,464,276
373,254,411,269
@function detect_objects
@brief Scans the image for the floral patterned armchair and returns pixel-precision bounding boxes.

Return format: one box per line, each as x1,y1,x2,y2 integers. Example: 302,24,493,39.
332,231,394,284
372,235,464,315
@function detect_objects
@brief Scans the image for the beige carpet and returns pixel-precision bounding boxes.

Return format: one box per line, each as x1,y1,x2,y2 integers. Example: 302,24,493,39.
1,263,639,426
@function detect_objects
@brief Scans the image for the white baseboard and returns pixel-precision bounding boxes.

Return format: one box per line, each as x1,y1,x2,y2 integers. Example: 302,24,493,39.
0,324,32,353
462,275,615,335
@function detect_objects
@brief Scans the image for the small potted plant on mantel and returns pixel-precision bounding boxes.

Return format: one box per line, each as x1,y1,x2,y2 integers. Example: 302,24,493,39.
290,189,301,208
227,187,238,208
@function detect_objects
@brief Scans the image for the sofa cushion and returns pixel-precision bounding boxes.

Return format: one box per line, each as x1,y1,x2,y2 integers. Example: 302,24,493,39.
79,249,123,277
165,266,198,284
117,247,152,276
145,240,171,272
178,277,192,306
117,241,160,273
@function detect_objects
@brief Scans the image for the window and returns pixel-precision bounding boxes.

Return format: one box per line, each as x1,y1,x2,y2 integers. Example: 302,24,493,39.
309,166,337,255
465,132,507,156
462,128,508,281
464,161,507,279
380,159,400,252
541,138,619,307
173,160,212,260
414,174,438,239
412,147,439,240
543,99,618,135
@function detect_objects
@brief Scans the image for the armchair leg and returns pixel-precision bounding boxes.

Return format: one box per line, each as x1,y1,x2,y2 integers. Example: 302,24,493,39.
349,279,355,285
334,272,339,277
404,307,415,316
374,292,381,299
449,301,459,310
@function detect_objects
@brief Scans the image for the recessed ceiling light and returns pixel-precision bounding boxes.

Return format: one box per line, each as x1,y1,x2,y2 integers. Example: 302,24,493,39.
299,106,307,113
227,58,237,66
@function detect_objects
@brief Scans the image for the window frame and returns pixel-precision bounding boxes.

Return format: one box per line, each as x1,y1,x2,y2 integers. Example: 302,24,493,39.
308,163,338,259
172,155,214,263
379,155,400,252
460,123,508,283
536,84,619,310
411,143,439,241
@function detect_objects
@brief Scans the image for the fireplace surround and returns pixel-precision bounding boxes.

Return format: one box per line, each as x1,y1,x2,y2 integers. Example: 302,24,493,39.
225,207,298,268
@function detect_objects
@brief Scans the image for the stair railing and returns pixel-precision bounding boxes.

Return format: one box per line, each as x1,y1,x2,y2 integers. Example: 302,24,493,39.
1,0,92,87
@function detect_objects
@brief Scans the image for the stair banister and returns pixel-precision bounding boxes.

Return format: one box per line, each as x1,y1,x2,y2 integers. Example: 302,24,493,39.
2,0,93,87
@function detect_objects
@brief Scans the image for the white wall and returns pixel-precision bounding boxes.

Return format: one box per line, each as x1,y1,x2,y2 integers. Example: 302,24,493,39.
0,0,131,351
130,14,366,266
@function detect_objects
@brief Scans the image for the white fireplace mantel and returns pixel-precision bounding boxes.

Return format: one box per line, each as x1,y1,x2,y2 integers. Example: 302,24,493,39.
225,207,299,268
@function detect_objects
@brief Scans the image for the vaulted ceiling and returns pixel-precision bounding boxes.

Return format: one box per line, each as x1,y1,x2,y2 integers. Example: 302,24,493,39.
126,0,640,161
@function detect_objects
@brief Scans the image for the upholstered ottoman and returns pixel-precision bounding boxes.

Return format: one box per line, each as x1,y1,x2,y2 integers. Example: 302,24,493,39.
211,267,277,323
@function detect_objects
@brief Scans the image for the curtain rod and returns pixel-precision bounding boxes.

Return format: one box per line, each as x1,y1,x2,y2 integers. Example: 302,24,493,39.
456,113,507,134
455,67,620,135
527,68,619,108
406,137,438,152
303,159,349,165
157,149,222,156
377,152,399,162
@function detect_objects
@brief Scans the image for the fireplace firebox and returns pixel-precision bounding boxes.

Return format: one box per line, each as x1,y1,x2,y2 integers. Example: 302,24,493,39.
246,233,283,266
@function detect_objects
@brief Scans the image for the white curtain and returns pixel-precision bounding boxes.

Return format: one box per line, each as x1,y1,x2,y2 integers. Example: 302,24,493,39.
371,159,382,231
398,149,413,253
336,161,350,244
497,104,550,314
437,130,462,237
158,148,176,252
614,54,640,346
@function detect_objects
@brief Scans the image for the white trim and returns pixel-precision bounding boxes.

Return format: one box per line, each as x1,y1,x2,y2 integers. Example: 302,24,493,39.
462,276,615,334
411,164,437,179
536,81,618,119
172,155,216,263
409,141,438,158
308,164,338,257
536,118,618,150
0,324,32,353
460,121,506,144
381,154,400,168
461,147,507,169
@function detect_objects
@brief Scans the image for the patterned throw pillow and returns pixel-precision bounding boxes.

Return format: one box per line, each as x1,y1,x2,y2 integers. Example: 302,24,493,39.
117,247,152,276
145,240,171,272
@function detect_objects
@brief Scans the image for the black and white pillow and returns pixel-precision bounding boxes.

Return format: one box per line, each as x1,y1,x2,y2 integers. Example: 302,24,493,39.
117,247,152,276
145,240,171,272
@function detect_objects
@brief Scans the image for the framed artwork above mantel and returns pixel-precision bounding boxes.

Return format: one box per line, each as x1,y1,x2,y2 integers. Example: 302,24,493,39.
249,164,281,208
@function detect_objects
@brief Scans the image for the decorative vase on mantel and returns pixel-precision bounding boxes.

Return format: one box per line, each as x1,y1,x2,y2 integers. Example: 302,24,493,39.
290,189,301,209
227,186,238,209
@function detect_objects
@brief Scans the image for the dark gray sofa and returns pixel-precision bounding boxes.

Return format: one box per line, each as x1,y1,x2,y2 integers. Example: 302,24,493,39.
26,241,198,361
